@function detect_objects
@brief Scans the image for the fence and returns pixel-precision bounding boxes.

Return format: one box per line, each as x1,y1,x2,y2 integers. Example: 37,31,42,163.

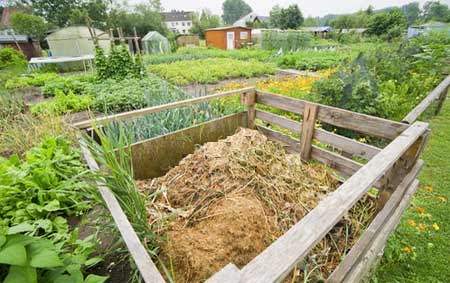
77,86,428,283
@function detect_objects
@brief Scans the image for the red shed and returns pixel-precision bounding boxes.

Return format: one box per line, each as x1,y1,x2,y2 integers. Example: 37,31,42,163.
205,26,251,50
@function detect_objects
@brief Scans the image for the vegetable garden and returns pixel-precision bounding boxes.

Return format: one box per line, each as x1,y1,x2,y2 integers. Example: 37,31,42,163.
0,29,449,283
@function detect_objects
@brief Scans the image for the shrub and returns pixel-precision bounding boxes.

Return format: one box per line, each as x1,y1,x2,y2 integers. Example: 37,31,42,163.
95,46,143,81
0,47,27,70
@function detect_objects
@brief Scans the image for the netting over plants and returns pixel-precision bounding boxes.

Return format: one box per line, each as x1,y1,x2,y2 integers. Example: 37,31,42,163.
261,29,311,51
142,31,170,54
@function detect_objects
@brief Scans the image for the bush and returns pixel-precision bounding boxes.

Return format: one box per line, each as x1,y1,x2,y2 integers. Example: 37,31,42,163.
95,46,143,81
0,48,27,70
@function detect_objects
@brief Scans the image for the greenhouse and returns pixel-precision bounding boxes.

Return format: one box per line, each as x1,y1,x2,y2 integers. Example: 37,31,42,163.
142,31,170,54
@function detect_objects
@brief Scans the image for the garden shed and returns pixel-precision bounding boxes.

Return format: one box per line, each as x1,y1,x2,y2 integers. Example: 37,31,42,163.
0,31,41,59
205,26,251,50
46,26,111,57
142,31,170,54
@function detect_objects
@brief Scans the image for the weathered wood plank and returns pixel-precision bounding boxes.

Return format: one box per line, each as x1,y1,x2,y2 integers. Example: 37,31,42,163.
74,87,255,129
256,91,408,140
403,74,450,124
255,109,381,160
300,103,318,161
130,113,247,179
239,122,428,283
327,160,423,283
435,84,449,116
243,91,256,129
310,146,363,178
342,179,420,283
80,140,166,283
257,125,299,154
205,264,241,283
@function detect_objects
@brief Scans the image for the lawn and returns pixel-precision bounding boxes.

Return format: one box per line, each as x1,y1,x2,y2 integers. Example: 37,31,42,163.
372,99,450,283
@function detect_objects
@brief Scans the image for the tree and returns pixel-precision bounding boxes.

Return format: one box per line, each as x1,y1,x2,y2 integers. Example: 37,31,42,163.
190,9,221,38
9,12,47,41
303,16,319,27
366,5,374,16
401,2,421,25
367,8,407,39
69,0,108,28
423,1,450,22
222,0,252,24
269,4,303,29
30,0,77,27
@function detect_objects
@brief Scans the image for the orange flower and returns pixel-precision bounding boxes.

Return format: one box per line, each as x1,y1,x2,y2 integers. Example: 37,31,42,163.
417,207,425,214
424,186,433,192
418,224,427,230
438,196,446,203
432,223,440,231
407,220,416,227
403,246,411,253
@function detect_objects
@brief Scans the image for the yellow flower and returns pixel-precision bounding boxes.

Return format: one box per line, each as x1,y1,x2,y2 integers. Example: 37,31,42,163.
359,137,367,143
424,186,433,192
418,224,427,230
403,246,411,253
407,220,416,227
417,207,425,214
432,223,439,231
438,196,446,203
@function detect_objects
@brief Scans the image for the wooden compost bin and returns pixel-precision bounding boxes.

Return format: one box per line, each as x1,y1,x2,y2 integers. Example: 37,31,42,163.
78,87,429,283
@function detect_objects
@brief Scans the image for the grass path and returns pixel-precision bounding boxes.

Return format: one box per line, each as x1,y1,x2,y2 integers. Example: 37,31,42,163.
372,100,450,283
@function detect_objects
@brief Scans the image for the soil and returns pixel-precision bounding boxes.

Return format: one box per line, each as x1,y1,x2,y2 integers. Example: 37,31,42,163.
137,128,374,283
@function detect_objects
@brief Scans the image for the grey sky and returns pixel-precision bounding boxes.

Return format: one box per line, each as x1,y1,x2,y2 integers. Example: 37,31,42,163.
157,0,450,17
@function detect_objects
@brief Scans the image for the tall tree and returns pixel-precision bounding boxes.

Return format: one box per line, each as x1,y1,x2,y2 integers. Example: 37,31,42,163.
367,8,407,39
190,9,221,38
269,4,303,29
402,2,421,25
69,0,108,28
222,0,252,25
423,1,450,22
29,0,77,27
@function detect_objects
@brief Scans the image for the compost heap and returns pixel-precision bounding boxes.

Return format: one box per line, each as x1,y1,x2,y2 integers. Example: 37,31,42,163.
137,128,375,283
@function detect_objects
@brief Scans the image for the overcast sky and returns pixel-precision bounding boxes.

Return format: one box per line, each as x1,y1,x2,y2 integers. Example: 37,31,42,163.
156,0,450,17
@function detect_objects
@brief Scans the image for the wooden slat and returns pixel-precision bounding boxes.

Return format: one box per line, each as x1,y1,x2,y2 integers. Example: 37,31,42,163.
300,103,318,161
310,146,363,178
205,264,241,283
130,113,247,179
256,90,408,140
327,160,423,283
239,122,428,283
257,125,299,154
73,87,255,129
243,91,256,129
255,110,381,160
343,179,420,282
403,74,450,124
79,140,166,283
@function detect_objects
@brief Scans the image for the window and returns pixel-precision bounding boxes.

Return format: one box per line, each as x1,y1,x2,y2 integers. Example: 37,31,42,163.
240,31,248,39
176,22,179,26
182,22,185,26
187,22,191,26
183,30,186,34
172,22,175,26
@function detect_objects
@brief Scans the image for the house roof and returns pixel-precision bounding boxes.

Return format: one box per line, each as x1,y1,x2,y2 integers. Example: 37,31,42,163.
206,26,252,31
161,10,193,22
0,30,29,43
233,12,269,26
302,26,333,33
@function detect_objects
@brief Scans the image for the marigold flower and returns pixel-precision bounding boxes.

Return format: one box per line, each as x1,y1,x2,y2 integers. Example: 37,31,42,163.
418,224,427,230
424,186,433,192
432,223,440,231
359,137,367,143
417,207,425,214
408,220,416,227
403,246,411,253
438,196,446,203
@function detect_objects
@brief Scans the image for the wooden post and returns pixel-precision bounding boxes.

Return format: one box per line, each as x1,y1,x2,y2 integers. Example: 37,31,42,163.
242,91,256,129
133,27,141,55
109,28,115,47
299,103,318,162
377,132,428,210
435,85,449,115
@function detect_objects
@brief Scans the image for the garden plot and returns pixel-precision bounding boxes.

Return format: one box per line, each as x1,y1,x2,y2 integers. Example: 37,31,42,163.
136,129,376,283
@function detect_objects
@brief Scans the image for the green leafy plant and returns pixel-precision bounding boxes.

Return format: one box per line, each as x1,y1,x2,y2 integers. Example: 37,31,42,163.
31,91,92,115
95,46,143,81
0,48,27,70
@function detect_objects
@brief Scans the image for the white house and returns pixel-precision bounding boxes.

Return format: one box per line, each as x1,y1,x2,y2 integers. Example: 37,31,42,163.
161,10,193,34
233,12,269,27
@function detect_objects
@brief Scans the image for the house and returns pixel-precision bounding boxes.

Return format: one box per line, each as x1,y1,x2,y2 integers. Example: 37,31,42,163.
233,12,269,27
0,30,40,59
46,26,111,57
205,26,251,50
161,10,193,35
407,21,450,39
302,26,333,38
